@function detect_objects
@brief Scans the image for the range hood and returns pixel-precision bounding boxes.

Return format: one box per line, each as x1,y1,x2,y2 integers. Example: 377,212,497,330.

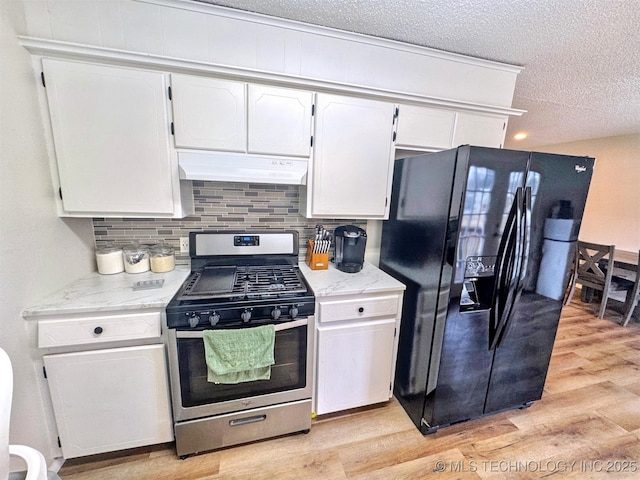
178,151,308,185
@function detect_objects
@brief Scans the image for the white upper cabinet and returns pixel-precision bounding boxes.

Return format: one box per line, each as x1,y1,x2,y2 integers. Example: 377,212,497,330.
247,84,313,157
394,105,456,150
42,58,192,218
171,75,313,157
306,93,395,219
171,74,247,152
453,112,508,148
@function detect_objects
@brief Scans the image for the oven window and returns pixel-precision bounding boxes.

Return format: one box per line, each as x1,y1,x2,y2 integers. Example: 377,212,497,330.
177,326,307,407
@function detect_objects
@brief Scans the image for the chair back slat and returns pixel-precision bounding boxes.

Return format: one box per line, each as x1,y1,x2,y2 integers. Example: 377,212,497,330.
564,240,616,319
620,249,640,326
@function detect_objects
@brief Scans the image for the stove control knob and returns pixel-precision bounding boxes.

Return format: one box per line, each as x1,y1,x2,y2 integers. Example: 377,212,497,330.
290,306,299,319
271,307,282,320
188,314,200,329
209,312,220,326
241,309,252,323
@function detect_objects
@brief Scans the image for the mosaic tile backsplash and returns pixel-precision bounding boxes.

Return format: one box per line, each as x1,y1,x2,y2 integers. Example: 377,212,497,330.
93,181,365,265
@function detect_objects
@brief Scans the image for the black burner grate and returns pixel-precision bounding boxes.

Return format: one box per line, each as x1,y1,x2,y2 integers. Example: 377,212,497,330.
179,264,308,301
232,265,307,298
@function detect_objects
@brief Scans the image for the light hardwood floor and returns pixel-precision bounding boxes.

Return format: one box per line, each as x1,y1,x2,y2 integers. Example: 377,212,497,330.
58,298,640,479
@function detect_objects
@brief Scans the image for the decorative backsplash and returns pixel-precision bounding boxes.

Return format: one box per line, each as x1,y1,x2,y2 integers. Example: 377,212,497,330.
93,181,365,265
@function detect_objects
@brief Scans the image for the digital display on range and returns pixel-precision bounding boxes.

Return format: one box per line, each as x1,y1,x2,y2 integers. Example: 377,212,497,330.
234,235,260,247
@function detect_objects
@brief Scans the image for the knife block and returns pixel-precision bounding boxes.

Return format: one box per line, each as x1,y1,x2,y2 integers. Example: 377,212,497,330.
306,240,329,270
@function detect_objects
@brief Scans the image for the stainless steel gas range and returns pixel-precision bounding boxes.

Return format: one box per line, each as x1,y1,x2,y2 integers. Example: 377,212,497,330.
165,231,315,457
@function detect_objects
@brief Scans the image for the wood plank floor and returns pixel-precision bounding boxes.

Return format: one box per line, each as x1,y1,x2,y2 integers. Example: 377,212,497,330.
58,298,640,479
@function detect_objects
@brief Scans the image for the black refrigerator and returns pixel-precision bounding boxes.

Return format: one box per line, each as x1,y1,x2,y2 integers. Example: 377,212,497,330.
379,145,594,433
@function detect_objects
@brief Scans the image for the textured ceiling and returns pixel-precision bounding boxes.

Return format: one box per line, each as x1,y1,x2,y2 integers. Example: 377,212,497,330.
192,0,639,150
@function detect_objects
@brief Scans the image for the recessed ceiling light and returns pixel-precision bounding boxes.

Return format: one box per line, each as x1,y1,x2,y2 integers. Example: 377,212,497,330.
513,132,528,140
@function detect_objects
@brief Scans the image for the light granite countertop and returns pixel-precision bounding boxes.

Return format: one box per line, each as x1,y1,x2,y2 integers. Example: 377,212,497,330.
22,261,406,318
22,267,191,318
299,261,406,297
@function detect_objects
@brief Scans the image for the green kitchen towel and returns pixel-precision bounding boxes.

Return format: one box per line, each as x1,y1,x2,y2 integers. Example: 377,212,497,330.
203,325,275,384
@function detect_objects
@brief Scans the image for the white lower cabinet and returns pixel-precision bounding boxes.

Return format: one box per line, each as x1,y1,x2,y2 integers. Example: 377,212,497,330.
316,318,396,415
313,291,403,415
44,345,173,458
38,311,173,459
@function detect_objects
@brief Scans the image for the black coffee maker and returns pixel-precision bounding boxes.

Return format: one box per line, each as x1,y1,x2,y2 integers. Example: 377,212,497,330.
334,225,367,273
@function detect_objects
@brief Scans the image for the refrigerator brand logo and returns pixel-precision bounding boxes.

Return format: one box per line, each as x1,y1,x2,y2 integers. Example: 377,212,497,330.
574,165,587,173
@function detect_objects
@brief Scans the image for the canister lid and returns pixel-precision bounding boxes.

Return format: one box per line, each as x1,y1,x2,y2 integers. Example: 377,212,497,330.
96,244,122,255
122,241,149,253
150,243,174,256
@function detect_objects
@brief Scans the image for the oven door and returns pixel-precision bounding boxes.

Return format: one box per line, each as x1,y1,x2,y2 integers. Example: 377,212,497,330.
167,316,314,422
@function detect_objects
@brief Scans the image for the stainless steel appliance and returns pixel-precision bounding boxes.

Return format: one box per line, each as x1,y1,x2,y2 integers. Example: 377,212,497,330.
380,146,594,433
334,225,367,273
165,231,315,457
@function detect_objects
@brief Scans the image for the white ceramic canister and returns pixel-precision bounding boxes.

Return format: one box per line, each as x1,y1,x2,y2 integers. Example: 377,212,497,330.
122,243,150,274
95,245,124,274
150,243,175,273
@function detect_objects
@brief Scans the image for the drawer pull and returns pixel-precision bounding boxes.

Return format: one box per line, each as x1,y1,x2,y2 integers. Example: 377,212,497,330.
229,414,267,427
358,307,364,313
93,326,103,335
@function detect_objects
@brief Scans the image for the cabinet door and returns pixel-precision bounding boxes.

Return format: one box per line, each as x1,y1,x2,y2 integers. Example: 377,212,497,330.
311,94,395,218
248,85,313,157
171,74,246,151
43,345,173,458
395,105,456,149
316,318,396,415
43,59,177,215
453,112,508,148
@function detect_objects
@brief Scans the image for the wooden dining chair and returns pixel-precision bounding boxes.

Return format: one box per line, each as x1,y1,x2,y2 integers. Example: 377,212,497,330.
607,249,640,326
564,241,616,318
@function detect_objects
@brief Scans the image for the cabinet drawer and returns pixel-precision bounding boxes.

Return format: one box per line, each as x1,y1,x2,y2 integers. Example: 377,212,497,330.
317,294,400,323
38,311,161,348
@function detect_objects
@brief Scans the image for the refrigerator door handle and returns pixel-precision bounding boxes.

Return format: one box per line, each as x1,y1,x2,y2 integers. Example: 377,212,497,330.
490,187,521,349
516,186,532,287
494,186,532,349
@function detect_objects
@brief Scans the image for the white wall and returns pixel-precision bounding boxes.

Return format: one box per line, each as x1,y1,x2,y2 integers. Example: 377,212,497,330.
0,0,95,468
536,133,640,253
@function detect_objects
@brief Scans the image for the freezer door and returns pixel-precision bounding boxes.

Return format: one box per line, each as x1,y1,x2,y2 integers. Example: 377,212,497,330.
426,308,494,427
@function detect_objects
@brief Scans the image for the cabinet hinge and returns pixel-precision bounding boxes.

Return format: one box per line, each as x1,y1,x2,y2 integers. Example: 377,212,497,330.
170,122,175,136
311,104,315,116
310,135,314,147
392,131,397,142
58,187,63,200
385,197,388,207
168,86,172,100
394,327,397,337
394,106,399,118
503,122,506,130
41,72,46,87
57,437,62,448
43,366,47,379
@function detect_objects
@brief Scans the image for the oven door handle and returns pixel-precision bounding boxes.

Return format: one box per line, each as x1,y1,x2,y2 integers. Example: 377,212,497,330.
174,318,309,338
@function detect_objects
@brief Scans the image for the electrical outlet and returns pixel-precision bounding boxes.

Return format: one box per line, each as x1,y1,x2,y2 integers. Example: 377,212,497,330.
179,237,189,253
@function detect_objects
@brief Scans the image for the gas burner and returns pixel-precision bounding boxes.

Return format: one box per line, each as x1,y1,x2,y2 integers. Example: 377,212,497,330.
166,231,315,330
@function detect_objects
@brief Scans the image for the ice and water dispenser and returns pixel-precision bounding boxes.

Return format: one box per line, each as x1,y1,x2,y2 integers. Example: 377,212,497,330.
460,256,497,312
